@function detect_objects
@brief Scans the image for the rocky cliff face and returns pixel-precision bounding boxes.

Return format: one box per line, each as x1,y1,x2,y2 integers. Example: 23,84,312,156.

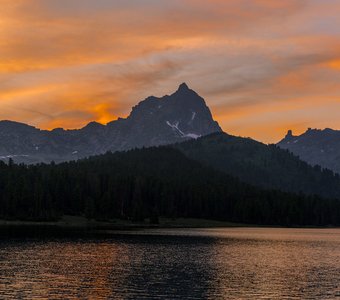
0,83,222,164
277,128,340,174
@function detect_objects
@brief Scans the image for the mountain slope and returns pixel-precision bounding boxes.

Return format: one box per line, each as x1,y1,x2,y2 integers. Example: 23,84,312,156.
175,133,340,200
1,146,340,226
278,128,340,174
0,83,221,164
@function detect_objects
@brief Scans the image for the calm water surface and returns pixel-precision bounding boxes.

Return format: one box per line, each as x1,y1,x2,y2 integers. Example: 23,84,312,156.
0,227,340,299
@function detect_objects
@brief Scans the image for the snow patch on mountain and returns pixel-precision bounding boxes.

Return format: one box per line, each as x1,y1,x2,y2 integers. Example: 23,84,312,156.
184,133,201,139
166,121,200,139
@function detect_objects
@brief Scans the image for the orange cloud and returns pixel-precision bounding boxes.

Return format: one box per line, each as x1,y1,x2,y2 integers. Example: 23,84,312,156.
327,59,340,70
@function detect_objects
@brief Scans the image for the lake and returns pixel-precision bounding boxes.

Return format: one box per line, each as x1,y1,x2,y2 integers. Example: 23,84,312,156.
0,227,340,299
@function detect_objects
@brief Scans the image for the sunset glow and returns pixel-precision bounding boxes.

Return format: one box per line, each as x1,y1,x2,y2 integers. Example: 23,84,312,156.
1,0,340,142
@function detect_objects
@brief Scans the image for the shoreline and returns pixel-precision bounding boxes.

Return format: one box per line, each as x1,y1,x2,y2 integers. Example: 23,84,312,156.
0,215,338,230
0,215,246,230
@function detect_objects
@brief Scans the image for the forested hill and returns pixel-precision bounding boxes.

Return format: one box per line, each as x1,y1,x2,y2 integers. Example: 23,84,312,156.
175,133,340,200
1,147,340,226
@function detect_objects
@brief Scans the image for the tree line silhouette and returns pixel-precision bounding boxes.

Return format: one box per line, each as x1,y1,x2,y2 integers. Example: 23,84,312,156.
0,147,339,226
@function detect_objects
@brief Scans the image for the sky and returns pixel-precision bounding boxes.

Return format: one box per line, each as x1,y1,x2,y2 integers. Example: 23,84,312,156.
1,0,340,143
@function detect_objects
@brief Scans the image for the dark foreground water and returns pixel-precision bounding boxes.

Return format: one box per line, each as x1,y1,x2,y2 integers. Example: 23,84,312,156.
0,227,340,299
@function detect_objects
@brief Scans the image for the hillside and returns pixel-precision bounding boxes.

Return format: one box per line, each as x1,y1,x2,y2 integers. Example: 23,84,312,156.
175,133,340,199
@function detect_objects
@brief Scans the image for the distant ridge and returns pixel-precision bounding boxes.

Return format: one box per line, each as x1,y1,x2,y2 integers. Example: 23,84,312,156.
278,128,340,174
0,83,222,164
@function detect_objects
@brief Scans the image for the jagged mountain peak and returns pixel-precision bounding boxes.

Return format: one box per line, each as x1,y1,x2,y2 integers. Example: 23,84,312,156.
177,82,190,92
131,83,200,111
173,82,201,101
124,84,221,147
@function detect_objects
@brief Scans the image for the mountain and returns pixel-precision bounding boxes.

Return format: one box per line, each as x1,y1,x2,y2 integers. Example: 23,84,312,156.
0,83,221,164
2,146,340,226
277,128,340,174
174,132,340,200
3,82,340,202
